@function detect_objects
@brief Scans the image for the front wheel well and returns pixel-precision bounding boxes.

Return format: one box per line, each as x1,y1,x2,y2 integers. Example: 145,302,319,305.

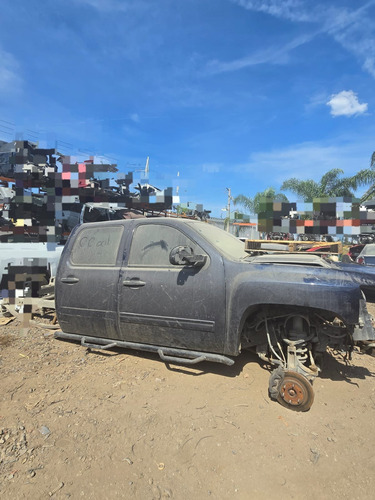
237,304,353,413
239,303,348,349
240,304,336,335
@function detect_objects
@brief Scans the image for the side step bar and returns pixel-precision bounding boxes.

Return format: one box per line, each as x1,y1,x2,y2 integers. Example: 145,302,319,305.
54,331,235,366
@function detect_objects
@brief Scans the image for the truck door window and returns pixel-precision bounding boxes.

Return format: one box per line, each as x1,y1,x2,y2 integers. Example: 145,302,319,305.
128,225,202,267
70,226,123,266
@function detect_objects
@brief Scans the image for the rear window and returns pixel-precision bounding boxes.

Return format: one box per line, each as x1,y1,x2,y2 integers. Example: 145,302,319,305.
364,245,375,256
70,226,123,266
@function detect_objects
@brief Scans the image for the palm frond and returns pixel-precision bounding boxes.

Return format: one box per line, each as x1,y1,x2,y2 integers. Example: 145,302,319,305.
233,188,288,214
320,169,344,195
233,194,254,213
281,178,320,201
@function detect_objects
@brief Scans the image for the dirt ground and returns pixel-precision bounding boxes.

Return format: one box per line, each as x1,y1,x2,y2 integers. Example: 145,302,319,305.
1,306,375,500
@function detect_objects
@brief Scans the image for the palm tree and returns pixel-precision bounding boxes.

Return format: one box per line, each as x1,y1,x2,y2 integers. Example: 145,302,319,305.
233,194,254,213
234,187,288,214
360,152,375,202
281,165,375,201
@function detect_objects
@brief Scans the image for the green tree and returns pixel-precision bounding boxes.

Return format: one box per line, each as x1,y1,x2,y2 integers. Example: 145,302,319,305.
360,152,375,202
233,187,288,214
281,166,375,201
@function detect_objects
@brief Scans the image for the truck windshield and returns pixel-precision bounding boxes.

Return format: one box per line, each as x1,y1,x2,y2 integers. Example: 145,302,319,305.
191,222,248,260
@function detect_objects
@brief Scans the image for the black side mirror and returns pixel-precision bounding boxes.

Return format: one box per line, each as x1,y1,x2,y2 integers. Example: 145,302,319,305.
169,246,207,267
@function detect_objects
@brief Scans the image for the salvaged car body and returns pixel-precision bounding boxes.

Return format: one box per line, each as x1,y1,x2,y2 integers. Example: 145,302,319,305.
55,219,375,411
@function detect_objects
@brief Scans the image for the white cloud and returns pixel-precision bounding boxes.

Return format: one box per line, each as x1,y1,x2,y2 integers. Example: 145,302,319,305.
233,137,374,188
0,47,22,95
363,56,375,78
232,0,313,23
206,33,315,74
230,0,375,79
327,90,368,117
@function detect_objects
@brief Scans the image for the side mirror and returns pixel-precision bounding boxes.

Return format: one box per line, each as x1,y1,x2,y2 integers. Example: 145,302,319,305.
169,246,207,267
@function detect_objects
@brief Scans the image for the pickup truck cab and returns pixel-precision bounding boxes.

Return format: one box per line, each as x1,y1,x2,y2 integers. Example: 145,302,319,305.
55,218,375,411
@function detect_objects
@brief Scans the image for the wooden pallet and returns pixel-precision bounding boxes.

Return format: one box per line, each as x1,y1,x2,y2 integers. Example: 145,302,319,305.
244,239,343,254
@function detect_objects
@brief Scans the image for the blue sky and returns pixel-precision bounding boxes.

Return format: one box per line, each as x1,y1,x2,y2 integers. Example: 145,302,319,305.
1,0,375,217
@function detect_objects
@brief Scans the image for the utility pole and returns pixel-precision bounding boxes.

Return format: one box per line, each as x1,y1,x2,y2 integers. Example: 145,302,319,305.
226,187,231,232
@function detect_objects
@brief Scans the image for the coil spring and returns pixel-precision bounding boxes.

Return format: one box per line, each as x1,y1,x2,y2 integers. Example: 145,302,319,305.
284,315,312,364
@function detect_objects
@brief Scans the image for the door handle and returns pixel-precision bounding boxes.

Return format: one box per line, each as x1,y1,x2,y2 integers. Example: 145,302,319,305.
123,279,146,287
60,277,80,284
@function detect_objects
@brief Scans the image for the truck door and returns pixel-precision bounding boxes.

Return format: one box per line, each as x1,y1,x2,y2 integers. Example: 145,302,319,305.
118,222,226,353
56,224,124,339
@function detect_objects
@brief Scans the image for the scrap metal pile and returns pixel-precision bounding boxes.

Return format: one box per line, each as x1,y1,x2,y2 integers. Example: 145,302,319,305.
0,140,175,324
0,140,175,244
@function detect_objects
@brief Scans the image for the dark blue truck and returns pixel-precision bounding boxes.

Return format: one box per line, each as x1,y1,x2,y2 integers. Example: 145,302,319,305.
55,218,375,411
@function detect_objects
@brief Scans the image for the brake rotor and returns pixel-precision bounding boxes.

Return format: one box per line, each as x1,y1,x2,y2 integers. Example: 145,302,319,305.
276,371,314,412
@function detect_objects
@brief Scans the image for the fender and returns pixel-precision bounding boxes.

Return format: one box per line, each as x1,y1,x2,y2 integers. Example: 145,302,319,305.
223,262,362,355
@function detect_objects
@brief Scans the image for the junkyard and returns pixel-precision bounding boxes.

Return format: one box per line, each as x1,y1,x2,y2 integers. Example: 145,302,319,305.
2,1,375,498
1,310,375,499
2,140,375,499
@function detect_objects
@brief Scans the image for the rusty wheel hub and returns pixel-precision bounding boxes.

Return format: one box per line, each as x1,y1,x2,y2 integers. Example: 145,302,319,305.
276,371,314,412
280,380,305,406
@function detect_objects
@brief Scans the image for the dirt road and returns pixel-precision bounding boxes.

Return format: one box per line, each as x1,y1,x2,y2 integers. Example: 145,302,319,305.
1,312,375,500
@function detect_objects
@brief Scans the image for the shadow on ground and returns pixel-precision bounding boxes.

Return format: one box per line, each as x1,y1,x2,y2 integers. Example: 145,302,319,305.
55,335,375,385
319,350,375,385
